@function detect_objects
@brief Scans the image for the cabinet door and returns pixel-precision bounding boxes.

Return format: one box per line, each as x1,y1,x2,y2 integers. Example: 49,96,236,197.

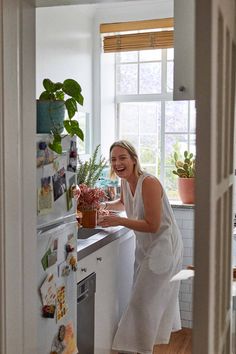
117,231,135,318
173,0,195,100
77,253,96,283
94,239,119,354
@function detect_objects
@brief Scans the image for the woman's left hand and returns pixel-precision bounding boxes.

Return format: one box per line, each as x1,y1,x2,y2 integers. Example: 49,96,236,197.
97,215,121,228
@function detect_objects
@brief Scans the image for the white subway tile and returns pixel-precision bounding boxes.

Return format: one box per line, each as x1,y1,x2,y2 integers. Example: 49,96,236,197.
183,257,193,266
181,292,192,302
183,238,193,247
181,310,192,321
183,219,194,230
180,229,194,239
181,319,192,328
184,247,192,257
180,301,190,311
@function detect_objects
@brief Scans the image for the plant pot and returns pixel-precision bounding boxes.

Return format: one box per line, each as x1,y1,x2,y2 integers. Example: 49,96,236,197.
37,100,65,134
80,209,97,228
178,178,195,204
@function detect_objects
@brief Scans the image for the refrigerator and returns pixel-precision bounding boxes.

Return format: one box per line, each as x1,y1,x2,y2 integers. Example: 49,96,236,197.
36,134,79,354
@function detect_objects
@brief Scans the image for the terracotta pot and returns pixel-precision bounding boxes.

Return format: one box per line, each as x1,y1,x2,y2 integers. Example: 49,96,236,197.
178,178,195,204
80,209,97,228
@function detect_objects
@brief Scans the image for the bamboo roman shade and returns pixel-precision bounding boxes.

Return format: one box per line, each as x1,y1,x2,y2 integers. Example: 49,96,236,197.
101,18,174,53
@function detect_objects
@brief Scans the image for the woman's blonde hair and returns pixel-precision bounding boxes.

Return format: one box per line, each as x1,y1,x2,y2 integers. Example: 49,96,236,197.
109,140,143,178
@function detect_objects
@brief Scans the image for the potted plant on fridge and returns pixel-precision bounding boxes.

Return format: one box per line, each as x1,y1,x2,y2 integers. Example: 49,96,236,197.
37,78,84,154
172,150,196,204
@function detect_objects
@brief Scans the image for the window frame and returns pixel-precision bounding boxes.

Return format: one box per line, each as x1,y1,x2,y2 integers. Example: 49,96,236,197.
114,48,196,196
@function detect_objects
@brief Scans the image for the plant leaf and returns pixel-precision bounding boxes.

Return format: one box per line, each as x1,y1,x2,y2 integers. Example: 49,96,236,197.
43,78,56,93
64,120,84,141
173,152,178,161
63,79,84,106
54,82,63,90
65,98,77,119
39,91,55,100
48,134,62,154
55,91,64,100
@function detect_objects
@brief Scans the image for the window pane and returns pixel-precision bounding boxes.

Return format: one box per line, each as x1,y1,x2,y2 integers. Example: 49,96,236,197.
116,51,138,63
165,101,188,132
165,134,188,165
167,61,173,93
139,49,162,61
140,135,158,164
164,167,179,200
139,102,161,134
139,62,161,93
143,165,157,175
119,134,139,149
190,101,196,132
120,103,139,134
190,134,196,155
167,48,174,60
116,64,138,94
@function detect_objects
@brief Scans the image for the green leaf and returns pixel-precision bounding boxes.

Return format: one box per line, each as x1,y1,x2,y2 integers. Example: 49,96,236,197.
55,91,64,100
65,98,77,119
39,91,55,100
173,152,178,161
184,151,188,158
63,79,81,95
63,79,84,106
54,82,63,90
64,120,84,141
43,78,56,93
49,134,62,154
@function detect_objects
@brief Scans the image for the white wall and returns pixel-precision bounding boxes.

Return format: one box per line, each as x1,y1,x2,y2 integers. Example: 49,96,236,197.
36,5,93,115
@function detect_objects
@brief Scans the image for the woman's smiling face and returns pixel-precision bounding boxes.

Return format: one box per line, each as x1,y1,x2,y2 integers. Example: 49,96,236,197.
110,146,136,180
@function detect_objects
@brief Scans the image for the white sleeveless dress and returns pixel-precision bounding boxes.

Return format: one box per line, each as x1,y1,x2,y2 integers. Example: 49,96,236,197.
112,173,183,354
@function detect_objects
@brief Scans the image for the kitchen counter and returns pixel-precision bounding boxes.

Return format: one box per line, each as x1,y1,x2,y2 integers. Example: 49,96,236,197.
77,225,130,260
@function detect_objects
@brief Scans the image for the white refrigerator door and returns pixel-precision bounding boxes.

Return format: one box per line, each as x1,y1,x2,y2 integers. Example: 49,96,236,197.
37,221,77,354
36,136,77,229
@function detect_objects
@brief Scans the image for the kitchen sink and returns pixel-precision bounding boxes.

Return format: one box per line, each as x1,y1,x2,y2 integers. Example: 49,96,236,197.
77,228,104,239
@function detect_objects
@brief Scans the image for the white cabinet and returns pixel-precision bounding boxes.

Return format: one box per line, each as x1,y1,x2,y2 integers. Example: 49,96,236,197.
174,0,195,100
77,231,135,354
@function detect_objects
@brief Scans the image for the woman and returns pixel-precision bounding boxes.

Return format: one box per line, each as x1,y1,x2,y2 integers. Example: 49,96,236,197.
98,140,183,354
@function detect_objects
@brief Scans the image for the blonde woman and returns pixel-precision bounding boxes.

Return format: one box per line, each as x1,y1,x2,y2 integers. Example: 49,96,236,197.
98,140,183,354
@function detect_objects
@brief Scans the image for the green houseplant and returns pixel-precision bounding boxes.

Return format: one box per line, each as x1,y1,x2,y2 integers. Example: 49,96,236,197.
76,145,107,228
37,78,84,154
172,150,196,204
172,151,196,178
77,145,107,187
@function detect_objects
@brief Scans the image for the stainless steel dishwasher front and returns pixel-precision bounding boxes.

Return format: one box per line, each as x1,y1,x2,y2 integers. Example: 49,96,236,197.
77,272,96,354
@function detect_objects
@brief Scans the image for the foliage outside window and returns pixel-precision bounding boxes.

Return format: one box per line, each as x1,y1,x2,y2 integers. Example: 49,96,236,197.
115,48,196,200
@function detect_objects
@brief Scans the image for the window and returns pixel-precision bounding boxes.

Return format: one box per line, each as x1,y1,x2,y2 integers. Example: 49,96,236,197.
101,19,196,199
115,49,196,199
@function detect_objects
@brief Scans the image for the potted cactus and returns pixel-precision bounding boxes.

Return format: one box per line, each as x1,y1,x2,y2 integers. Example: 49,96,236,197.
37,78,84,154
172,150,195,204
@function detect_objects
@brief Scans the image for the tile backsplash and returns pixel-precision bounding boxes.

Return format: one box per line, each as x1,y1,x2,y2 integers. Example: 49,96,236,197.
172,206,194,328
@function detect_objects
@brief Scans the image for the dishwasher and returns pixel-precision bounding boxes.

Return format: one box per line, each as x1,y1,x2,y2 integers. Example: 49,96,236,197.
77,272,96,354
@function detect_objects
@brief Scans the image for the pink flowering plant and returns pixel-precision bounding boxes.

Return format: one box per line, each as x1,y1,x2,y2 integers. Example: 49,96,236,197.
77,183,107,211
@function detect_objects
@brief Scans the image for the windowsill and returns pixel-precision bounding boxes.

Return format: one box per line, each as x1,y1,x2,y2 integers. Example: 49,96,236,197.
170,200,195,209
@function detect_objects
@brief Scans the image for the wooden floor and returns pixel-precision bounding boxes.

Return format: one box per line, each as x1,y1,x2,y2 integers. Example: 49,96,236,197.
153,328,192,354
